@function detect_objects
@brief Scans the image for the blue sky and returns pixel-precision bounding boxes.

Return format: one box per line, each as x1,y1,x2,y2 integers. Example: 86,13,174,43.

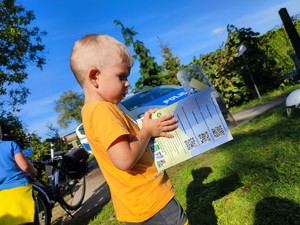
16,0,300,139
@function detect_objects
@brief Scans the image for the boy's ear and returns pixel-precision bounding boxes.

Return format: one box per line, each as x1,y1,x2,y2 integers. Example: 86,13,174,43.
87,67,100,87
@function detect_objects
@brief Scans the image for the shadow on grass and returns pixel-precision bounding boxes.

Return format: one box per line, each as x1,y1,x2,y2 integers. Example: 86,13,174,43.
254,197,300,225
186,167,242,225
53,182,111,225
215,104,300,224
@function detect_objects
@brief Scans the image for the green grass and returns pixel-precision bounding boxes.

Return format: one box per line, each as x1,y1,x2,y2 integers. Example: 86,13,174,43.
87,85,300,225
87,154,95,163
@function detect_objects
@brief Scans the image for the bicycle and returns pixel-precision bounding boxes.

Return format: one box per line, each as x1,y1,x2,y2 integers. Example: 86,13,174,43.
29,137,89,225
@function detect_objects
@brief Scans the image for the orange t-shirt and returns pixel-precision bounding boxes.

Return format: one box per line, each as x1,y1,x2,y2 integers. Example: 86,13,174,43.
82,101,174,222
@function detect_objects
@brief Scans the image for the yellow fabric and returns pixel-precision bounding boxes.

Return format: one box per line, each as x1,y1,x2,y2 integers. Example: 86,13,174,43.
82,101,174,222
0,185,35,225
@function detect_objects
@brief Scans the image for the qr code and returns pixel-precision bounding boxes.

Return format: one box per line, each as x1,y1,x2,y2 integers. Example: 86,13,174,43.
198,131,211,144
211,125,225,138
184,138,198,150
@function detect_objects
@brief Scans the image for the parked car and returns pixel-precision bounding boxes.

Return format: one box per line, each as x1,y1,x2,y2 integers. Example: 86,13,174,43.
75,123,92,154
118,84,236,127
76,85,236,153
118,85,188,121
76,85,188,154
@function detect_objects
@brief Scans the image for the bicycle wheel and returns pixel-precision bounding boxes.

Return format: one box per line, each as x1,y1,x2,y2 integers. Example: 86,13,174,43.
58,171,86,210
34,193,52,225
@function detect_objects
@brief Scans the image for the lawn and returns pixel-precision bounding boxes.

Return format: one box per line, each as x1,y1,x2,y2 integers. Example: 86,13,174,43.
87,85,300,225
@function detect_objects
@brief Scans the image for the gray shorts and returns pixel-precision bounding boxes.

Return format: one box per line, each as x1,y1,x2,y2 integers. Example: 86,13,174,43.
125,198,188,225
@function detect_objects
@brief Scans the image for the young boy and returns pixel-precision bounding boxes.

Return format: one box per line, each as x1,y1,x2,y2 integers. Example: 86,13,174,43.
70,34,188,225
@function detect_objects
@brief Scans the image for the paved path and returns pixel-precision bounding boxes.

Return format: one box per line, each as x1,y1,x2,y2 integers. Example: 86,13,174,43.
232,97,286,125
52,160,109,225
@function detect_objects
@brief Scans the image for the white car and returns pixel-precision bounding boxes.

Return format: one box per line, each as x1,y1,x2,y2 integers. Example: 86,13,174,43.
76,85,188,154
76,84,236,153
118,85,188,121
75,123,92,154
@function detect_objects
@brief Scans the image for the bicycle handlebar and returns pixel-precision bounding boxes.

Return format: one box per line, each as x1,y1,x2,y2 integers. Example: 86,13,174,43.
32,159,51,166
45,137,61,143
32,155,63,166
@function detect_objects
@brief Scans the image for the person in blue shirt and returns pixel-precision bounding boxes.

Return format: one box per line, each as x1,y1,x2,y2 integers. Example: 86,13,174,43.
0,125,37,225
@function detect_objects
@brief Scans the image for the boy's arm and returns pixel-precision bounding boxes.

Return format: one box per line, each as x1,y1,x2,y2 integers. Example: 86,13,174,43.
108,109,177,171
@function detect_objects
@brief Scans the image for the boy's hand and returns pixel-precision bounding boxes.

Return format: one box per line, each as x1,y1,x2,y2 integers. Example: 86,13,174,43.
142,109,178,138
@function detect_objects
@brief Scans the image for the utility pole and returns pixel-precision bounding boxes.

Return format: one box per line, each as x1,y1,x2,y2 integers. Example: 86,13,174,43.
279,8,300,70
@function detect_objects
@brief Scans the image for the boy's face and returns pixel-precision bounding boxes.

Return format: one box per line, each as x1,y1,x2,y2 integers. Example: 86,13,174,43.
97,62,131,104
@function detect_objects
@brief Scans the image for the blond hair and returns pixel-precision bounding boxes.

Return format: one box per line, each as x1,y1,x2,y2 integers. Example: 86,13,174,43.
70,34,134,87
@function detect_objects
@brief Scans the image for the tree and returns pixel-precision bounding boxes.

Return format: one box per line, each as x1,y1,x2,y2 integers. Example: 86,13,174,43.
0,0,46,115
158,39,181,85
226,25,279,93
54,90,84,129
133,40,164,90
0,112,45,158
45,122,72,152
0,112,30,147
195,25,280,107
114,20,164,91
195,30,251,107
114,20,137,47
259,20,300,85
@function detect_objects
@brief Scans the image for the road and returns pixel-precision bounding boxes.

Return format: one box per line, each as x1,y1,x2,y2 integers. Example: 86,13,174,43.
52,160,110,224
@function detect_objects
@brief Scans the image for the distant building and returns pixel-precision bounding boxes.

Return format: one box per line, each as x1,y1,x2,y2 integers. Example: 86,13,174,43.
62,131,79,149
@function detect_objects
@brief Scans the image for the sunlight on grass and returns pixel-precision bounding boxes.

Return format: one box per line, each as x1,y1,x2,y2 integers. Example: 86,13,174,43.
88,203,122,225
88,87,300,225
172,104,300,225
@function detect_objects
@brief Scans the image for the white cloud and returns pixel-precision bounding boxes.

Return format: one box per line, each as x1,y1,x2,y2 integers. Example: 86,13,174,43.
22,109,78,140
211,27,227,35
232,0,300,34
24,114,57,136
18,95,59,120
